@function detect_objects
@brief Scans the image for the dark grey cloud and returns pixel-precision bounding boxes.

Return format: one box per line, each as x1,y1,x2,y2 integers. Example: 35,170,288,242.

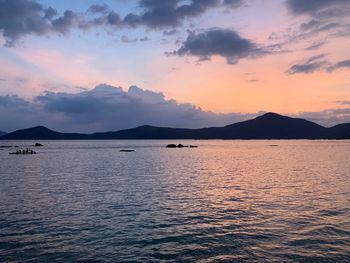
270,19,346,49
286,54,329,75
0,84,256,132
121,0,221,28
0,94,54,131
129,0,246,29
44,6,58,20
223,0,245,8
286,0,350,16
287,55,350,75
329,59,350,72
0,0,87,45
170,29,265,64
51,10,81,34
0,0,53,46
87,4,109,14
0,0,249,46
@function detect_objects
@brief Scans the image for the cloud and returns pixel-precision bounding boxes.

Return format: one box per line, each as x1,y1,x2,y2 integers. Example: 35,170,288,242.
286,54,329,74
163,29,179,36
122,0,221,28
0,0,87,45
223,0,246,8
296,108,350,127
0,94,57,131
286,0,350,16
267,1,350,54
121,35,151,43
328,59,350,72
1,84,349,132
337,100,350,105
0,0,249,46
304,40,325,50
286,55,350,75
51,10,81,34
170,28,265,64
1,83,349,131
0,0,53,46
0,84,256,132
87,4,109,14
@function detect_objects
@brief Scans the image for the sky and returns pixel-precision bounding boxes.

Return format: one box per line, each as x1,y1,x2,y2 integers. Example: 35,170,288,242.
0,0,349,132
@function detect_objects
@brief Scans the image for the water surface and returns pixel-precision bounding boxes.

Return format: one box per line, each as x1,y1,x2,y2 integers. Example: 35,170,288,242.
0,140,349,262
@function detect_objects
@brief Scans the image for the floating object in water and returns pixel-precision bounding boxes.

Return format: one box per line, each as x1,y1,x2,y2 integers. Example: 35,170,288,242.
9,148,36,155
33,143,44,147
268,145,279,147
166,144,198,148
120,149,135,152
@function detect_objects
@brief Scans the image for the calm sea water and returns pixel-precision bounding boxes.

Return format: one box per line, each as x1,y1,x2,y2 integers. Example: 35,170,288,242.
0,140,349,262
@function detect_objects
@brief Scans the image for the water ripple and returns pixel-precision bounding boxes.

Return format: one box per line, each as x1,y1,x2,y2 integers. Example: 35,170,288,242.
0,140,349,262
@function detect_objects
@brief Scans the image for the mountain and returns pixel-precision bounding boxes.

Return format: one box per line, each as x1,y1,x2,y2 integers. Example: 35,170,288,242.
1,113,350,140
91,125,196,139
210,112,329,139
328,123,350,139
0,131,7,136
0,126,89,140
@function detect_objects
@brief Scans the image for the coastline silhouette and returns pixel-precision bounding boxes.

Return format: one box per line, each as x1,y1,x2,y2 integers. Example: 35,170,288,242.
1,112,350,140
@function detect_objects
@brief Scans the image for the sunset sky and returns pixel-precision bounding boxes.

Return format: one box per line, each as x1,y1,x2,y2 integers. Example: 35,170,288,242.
0,0,350,132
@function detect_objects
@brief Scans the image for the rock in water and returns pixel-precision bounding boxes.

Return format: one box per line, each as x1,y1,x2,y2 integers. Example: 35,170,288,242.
166,144,177,148
166,144,198,148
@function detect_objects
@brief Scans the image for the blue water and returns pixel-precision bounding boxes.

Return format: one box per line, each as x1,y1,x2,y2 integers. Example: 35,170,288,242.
0,140,349,262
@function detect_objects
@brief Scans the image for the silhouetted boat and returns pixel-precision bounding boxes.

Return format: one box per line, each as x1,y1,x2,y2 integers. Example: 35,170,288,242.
120,149,135,152
9,149,36,155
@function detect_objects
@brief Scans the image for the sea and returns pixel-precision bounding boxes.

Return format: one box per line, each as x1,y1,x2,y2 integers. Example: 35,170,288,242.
0,140,349,262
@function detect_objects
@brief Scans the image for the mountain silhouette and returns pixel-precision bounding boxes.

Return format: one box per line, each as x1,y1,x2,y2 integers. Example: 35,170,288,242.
210,112,328,139
0,126,88,140
327,123,350,139
0,131,7,136
1,113,350,140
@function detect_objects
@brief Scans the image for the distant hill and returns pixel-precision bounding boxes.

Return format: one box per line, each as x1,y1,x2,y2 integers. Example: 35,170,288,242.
0,131,7,136
0,126,88,140
1,113,350,140
90,125,196,139
208,112,329,139
328,123,350,139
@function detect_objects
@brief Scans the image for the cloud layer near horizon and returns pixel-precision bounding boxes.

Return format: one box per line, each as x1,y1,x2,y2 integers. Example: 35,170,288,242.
0,84,255,133
1,84,350,133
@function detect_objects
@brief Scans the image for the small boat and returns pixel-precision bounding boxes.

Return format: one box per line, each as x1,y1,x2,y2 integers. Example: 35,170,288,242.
120,149,135,152
9,149,36,155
